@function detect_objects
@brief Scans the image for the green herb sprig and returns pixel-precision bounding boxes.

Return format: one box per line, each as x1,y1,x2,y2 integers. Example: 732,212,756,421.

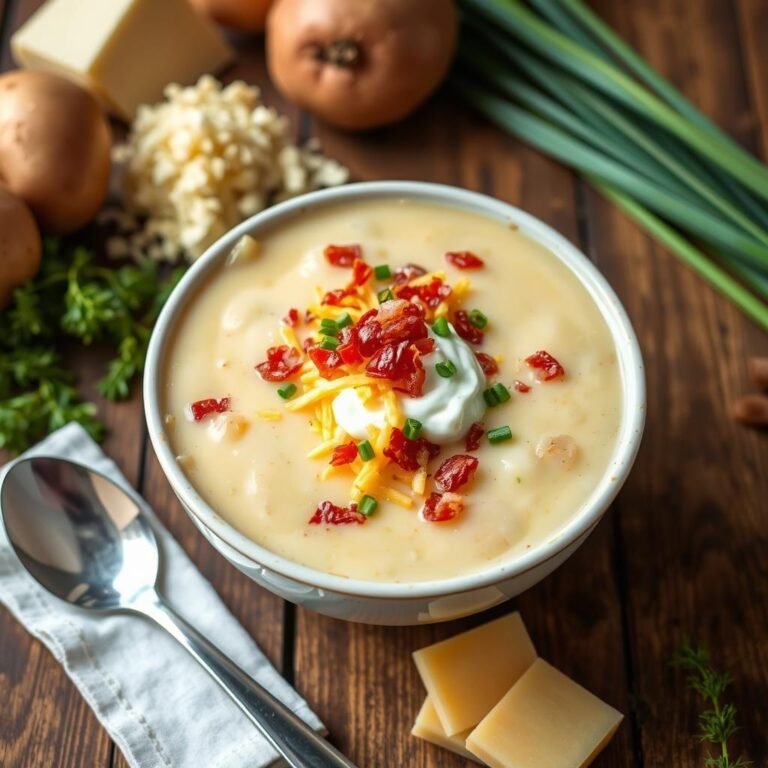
671,643,753,768
0,239,184,454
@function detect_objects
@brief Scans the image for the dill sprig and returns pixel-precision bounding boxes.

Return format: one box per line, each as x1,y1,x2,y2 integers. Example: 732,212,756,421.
671,643,753,768
0,239,184,454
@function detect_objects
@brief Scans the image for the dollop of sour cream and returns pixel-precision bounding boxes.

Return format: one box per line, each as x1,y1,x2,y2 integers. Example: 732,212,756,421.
332,325,487,445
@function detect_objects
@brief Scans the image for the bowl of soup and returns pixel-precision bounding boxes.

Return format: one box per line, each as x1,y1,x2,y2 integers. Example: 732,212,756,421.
145,181,644,625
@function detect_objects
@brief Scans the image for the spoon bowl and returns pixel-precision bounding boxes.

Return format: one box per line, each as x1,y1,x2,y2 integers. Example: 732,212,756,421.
1,455,356,768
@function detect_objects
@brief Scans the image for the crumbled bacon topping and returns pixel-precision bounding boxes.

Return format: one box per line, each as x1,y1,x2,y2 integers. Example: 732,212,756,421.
366,340,426,396
445,251,485,270
392,263,427,284
324,244,361,267
321,287,355,306
282,308,300,327
189,397,231,422
514,380,531,393
465,422,485,451
434,455,479,493
395,277,451,308
330,441,358,466
422,491,464,522
384,427,440,471
475,352,498,376
255,345,303,382
351,258,373,286
526,350,565,381
308,345,344,379
308,500,366,525
452,310,484,344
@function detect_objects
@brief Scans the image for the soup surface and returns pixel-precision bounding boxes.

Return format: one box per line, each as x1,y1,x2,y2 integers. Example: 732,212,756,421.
164,199,623,582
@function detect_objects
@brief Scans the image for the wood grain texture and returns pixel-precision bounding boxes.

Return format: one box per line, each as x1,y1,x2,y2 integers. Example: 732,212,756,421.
587,0,768,765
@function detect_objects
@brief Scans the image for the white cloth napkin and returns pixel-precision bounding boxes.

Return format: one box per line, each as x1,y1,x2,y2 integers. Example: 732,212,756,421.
0,423,323,768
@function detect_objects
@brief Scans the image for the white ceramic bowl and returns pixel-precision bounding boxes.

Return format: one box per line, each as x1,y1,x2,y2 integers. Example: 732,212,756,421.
144,181,645,625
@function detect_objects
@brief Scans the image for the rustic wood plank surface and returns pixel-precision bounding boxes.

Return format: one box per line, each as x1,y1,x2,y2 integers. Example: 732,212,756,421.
1,1,766,767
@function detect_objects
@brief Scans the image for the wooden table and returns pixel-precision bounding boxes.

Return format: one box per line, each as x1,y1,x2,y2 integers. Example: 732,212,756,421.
2,1,767,766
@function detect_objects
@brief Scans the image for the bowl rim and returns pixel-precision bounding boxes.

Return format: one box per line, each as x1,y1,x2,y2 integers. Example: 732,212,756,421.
144,181,645,600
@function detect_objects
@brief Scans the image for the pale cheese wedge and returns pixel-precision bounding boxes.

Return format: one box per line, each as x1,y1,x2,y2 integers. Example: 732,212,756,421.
412,613,537,736
465,658,623,768
411,696,483,764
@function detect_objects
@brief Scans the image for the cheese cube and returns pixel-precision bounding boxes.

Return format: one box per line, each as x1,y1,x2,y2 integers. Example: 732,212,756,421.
411,697,483,764
12,0,234,119
465,659,623,768
412,613,537,736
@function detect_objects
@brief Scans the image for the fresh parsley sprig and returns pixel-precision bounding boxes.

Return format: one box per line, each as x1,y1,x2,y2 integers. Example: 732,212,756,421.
672,643,753,768
0,239,184,454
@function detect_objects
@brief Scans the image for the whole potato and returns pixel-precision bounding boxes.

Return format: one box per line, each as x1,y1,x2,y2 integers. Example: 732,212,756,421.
0,70,111,234
0,184,41,307
190,0,274,31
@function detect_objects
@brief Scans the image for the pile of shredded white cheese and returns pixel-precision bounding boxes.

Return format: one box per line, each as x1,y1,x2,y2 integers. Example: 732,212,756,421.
108,75,348,262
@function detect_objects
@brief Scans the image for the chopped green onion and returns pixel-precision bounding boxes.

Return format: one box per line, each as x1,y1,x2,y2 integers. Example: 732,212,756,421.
359,494,378,517
378,288,394,303
436,360,457,378
277,383,297,400
319,336,340,350
374,264,392,280
487,425,513,444
468,309,488,328
357,440,375,461
335,312,352,329
320,317,337,329
319,324,338,337
404,418,423,440
483,387,500,407
492,382,511,403
431,316,451,337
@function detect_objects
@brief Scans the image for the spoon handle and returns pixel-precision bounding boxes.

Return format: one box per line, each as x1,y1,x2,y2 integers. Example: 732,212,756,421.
136,592,357,768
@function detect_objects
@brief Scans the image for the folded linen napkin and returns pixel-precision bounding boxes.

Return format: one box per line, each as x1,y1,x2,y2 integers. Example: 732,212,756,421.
0,423,323,768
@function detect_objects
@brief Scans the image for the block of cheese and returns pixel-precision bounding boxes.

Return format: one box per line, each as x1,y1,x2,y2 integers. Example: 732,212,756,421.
465,659,624,768
411,696,483,764
412,613,537,736
11,0,234,119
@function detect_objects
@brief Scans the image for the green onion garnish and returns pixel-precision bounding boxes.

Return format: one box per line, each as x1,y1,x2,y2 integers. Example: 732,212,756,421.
468,309,488,328
378,288,394,303
277,383,297,400
359,494,378,517
335,312,352,329
483,387,500,407
319,324,338,337
374,265,392,280
320,317,337,329
357,440,375,461
487,426,513,444
319,336,340,350
404,418,423,440
436,360,457,378
431,316,451,337
492,382,510,403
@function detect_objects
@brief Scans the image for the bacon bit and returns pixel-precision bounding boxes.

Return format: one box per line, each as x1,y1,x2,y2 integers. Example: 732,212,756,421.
330,441,358,466
526,350,565,381
352,300,428,357
282,308,300,327
446,251,485,270
395,277,452,308
465,422,485,451
453,310,484,344
366,340,426,397
189,397,230,422
475,352,498,376
393,263,427,284
514,380,531,393
351,258,373,286
384,427,440,472
338,340,364,366
413,337,436,355
255,345,303,382
308,345,344,379
302,337,315,352
321,287,355,306
434,455,479,492
422,491,464,522
324,244,361,267
309,500,366,525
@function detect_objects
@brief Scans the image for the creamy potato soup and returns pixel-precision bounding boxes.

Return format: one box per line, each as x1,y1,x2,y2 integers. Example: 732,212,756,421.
164,199,622,582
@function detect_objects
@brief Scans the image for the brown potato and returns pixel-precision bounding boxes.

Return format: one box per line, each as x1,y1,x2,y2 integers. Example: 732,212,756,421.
0,70,111,234
266,0,458,131
190,0,274,31
0,184,41,307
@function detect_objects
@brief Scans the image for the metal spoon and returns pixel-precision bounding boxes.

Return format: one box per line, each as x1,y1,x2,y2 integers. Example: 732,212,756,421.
0,456,356,768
